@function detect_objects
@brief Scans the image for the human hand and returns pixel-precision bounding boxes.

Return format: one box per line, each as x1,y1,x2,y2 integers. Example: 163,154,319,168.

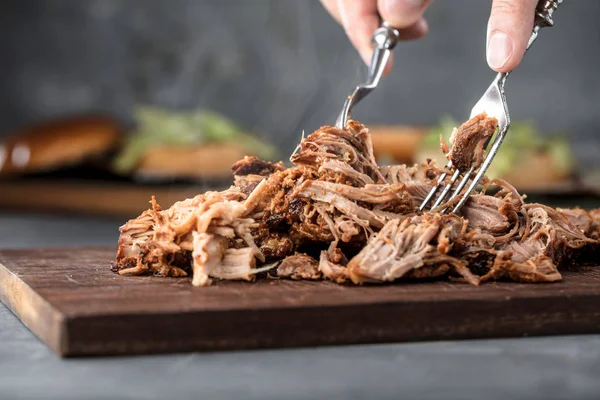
486,0,539,72
322,0,541,74
320,0,432,74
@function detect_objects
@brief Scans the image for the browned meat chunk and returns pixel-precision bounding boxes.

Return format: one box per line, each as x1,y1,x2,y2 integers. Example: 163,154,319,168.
446,113,497,171
260,233,294,261
275,253,321,280
232,156,283,176
232,156,285,195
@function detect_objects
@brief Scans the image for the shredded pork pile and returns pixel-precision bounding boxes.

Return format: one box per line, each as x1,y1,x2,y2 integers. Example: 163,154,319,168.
113,113,600,286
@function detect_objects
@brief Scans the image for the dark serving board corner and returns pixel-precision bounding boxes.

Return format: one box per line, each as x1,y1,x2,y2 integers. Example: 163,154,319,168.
1,247,600,357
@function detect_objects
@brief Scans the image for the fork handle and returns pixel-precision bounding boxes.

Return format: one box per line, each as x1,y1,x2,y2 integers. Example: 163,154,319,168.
335,21,399,128
372,21,400,50
364,21,400,86
527,0,563,50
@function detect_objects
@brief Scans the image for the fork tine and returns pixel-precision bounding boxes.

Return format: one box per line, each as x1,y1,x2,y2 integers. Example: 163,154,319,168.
451,124,510,213
440,165,475,212
430,169,461,209
419,161,452,211
422,116,502,213
439,120,507,214
421,0,562,214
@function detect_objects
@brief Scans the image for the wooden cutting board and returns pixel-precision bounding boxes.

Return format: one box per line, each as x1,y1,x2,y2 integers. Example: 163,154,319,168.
1,247,600,358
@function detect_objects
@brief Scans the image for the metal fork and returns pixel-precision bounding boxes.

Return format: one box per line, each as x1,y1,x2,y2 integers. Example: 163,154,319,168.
290,20,399,159
336,21,400,129
420,0,563,214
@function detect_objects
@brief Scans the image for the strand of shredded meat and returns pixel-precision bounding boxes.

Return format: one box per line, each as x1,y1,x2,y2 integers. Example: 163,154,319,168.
113,114,600,286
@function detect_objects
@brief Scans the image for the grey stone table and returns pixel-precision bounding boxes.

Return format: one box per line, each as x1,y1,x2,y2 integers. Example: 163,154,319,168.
1,212,600,400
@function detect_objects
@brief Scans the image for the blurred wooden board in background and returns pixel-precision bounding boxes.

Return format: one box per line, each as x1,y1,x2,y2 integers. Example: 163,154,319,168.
0,179,227,218
0,178,596,219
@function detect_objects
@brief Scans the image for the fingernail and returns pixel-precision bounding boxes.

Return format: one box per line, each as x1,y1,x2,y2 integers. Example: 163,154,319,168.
487,31,513,69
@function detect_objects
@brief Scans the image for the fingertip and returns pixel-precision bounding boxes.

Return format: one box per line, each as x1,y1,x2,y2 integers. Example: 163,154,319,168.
415,18,428,35
486,0,537,72
398,18,428,41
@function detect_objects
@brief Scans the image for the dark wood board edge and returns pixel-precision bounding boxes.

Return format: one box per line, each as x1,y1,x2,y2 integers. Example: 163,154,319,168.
3,246,600,358
0,262,66,356
62,291,600,358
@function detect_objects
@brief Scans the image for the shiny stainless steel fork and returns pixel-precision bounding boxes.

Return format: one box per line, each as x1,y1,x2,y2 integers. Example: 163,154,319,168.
290,21,399,159
420,0,563,214
335,21,400,128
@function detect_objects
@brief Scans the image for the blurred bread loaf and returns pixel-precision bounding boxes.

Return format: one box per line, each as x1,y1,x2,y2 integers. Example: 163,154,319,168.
0,115,122,176
369,125,426,164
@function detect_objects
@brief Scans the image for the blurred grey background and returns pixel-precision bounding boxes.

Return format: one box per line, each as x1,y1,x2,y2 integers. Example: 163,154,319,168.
0,0,598,166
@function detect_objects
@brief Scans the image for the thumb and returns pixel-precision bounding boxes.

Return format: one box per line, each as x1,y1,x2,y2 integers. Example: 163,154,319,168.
486,0,538,72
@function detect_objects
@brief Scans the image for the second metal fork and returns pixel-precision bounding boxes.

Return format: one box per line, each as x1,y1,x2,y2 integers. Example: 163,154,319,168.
420,0,563,214
290,20,399,160
336,21,400,129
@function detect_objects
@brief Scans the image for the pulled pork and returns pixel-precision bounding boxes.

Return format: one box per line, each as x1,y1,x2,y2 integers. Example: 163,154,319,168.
444,112,498,171
114,113,600,286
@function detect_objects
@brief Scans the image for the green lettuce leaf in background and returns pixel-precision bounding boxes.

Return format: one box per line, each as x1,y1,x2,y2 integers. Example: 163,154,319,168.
113,106,278,174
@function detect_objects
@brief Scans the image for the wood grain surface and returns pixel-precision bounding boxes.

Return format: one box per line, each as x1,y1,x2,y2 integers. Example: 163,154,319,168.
1,247,600,357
